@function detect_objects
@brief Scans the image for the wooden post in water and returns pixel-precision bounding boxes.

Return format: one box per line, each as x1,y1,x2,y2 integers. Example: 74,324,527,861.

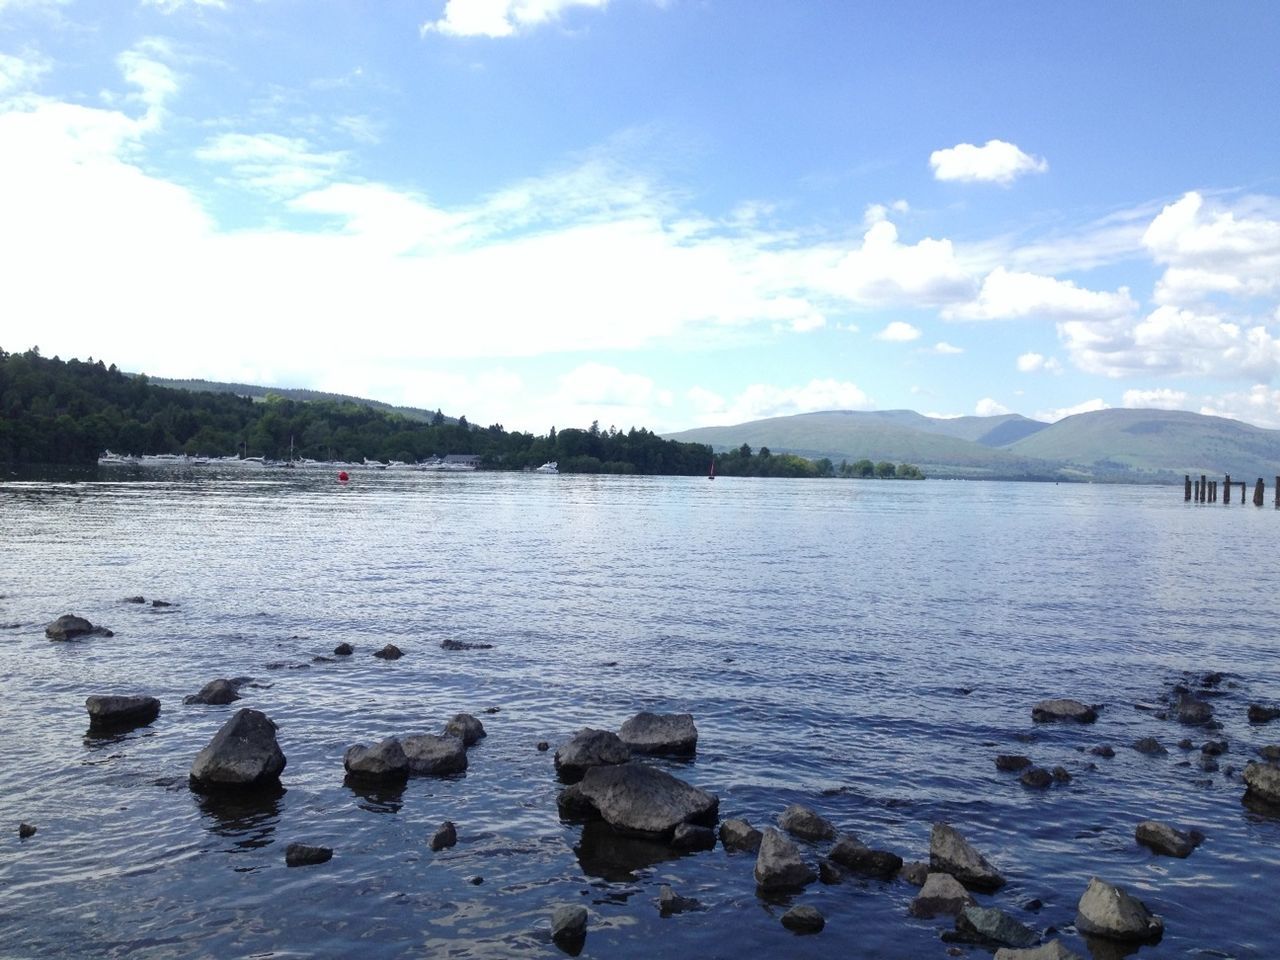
1225,474,1231,505
1275,476,1279,507
1185,475,1192,501
1211,481,1218,502
1194,480,1200,501
1201,474,1207,502
1254,478,1265,506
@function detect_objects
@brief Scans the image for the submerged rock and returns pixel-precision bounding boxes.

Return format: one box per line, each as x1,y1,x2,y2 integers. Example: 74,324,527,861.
372,644,403,660
444,713,486,746
930,822,1006,892
1075,876,1163,943
1260,745,1280,762
1176,696,1214,726
570,762,718,837
754,827,816,891
123,596,146,604
828,836,902,877
720,817,763,853
343,737,409,783
618,711,697,755
19,822,37,839
996,755,1033,772
672,823,716,851
1090,744,1115,758
285,843,332,867
333,642,354,656
780,905,825,934
441,638,493,651
46,614,112,641
778,803,837,841
183,679,240,706
899,860,930,886
1243,761,1280,805
550,904,588,953
1020,767,1053,789
1031,699,1097,724
1133,737,1167,755
554,728,631,783
909,872,976,918
190,708,286,791
1249,704,1280,724
1135,820,1203,858
430,820,458,851
948,905,1038,949
658,884,700,915
994,942,1085,960
401,733,468,775
85,694,160,731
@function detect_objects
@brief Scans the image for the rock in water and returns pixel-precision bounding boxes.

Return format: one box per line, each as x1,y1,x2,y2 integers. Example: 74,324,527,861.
19,823,37,839
1075,877,1163,943
672,823,716,851
950,905,1038,948
1248,703,1280,724
85,695,160,731
444,713,486,746
571,762,718,837
1020,767,1053,789
553,729,631,783
343,738,409,783
1031,699,1097,723
780,905,825,933
828,836,902,877
754,827,816,891
1135,820,1203,857
618,711,697,755
333,642,354,656
183,679,240,705
994,941,1085,960
430,820,457,851
285,843,332,867
720,818,763,852
45,614,112,641
929,823,1006,892
899,861,930,886
401,733,468,775
550,904,588,952
778,803,837,841
1133,737,1167,755
190,708,286,790
658,884,700,915
996,754,1033,771
1176,696,1213,726
909,872,976,918
1243,761,1280,805
372,644,403,660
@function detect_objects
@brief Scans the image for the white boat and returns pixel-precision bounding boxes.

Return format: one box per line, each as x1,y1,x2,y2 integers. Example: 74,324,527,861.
535,461,559,474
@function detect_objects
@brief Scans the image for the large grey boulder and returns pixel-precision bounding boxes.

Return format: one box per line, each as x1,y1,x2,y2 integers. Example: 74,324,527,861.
1243,762,1280,805
1135,820,1203,858
1075,877,1163,943
550,904,588,952
1031,699,1097,723
828,836,902,877
85,695,160,730
343,737,409,783
720,818,763,852
930,823,1006,891
780,905,825,933
754,827,816,891
994,941,1085,960
570,762,718,837
951,906,1038,949
402,733,468,775
909,871,975,918
46,614,112,641
778,803,836,841
184,679,240,705
554,728,631,782
618,711,697,755
444,713,486,746
190,708,286,790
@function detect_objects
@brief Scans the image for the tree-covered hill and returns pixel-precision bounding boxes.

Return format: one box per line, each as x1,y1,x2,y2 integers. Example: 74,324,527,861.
0,347,714,474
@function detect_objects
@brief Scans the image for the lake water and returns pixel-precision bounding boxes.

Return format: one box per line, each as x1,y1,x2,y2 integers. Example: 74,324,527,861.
2,468,1279,959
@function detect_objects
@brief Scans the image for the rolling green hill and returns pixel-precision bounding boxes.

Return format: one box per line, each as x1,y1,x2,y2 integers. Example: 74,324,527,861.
143,377,456,425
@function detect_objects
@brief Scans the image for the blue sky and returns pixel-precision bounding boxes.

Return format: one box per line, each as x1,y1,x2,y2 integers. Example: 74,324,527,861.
3,1,1279,434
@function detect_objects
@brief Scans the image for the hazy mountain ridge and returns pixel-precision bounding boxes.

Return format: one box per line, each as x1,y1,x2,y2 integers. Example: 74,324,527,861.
665,408,1280,482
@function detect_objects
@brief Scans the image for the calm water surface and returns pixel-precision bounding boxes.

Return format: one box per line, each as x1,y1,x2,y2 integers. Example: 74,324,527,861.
2,469,1279,958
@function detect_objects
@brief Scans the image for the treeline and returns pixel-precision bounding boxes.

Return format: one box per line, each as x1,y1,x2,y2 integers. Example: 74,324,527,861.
0,348,712,474
714,444,923,479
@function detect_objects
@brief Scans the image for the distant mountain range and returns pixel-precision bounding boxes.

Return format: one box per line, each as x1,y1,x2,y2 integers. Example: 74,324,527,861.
665,408,1280,483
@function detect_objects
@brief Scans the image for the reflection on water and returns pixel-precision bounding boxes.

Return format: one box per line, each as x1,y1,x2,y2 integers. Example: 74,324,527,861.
344,776,406,813
196,785,285,849
573,820,683,882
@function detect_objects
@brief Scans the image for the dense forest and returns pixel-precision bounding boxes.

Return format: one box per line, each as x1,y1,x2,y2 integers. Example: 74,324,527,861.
0,348,924,478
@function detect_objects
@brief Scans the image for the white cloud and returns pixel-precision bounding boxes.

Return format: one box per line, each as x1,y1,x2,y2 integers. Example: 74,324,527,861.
1035,398,1110,422
811,219,974,306
875,321,921,342
115,38,179,128
422,0,611,38
1144,191,1280,306
1060,305,1280,380
929,139,1047,185
1122,388,1189,411
140,0,227,13
974,397,1010,417
0,51,50,96
197,133,347,197
1016,352,1061,374
690,379,873,426
932,341,963,355
1199,385,1280,429
946,266,1136,322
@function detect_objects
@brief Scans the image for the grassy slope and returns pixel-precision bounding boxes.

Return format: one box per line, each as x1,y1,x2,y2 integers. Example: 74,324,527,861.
143,377,453,424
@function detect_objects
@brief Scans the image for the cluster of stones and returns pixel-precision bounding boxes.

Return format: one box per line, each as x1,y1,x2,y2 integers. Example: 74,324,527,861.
343,713,487,783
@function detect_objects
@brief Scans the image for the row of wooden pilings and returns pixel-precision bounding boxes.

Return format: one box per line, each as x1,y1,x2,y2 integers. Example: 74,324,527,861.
1184,474,1280,506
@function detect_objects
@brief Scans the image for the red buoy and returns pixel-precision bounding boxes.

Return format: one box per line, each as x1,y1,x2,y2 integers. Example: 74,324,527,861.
337,470,349,483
